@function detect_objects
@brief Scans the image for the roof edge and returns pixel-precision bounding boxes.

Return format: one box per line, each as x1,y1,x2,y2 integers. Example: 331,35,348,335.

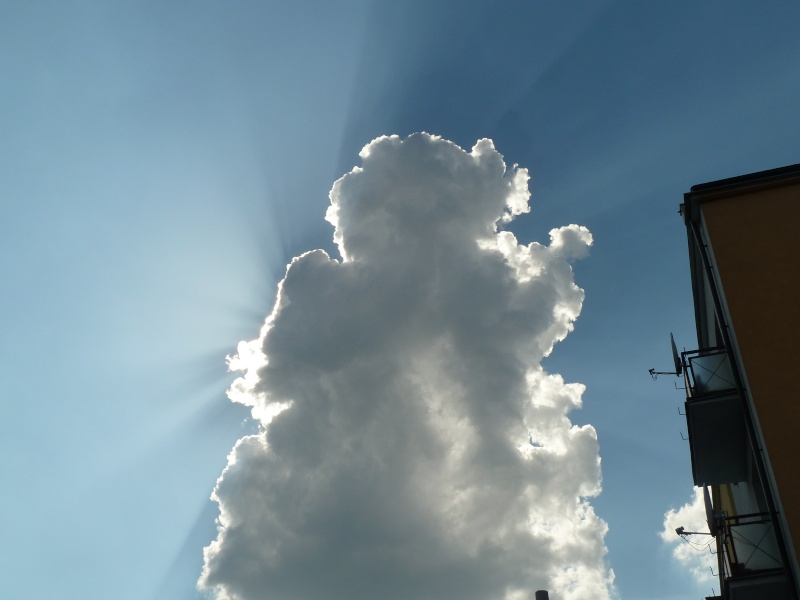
690,162,800,194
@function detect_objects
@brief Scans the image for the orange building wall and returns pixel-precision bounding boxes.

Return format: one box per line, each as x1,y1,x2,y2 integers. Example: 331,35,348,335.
700,181,800,562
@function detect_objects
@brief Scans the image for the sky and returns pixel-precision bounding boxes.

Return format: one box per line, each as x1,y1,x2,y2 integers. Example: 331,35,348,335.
2,1,799,599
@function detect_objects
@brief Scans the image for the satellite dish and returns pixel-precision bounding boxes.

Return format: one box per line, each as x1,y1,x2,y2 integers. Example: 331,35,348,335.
649,334,683,380
671,333,682,376
703,485,717,537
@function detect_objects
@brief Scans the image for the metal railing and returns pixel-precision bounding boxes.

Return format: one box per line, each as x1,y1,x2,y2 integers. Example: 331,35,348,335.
682,348,736,397
718,512,783,579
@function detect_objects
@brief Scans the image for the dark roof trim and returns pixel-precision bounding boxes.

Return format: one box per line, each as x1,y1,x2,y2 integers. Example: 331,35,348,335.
690,162,800,193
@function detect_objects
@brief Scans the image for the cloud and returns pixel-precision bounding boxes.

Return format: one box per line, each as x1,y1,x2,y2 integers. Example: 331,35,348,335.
199,133,613,600
660,488,716,586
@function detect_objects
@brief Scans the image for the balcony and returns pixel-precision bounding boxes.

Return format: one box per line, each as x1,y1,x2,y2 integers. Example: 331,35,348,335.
718,512,790,600
683,348,736,397
682,349,748,486
722,512,783,574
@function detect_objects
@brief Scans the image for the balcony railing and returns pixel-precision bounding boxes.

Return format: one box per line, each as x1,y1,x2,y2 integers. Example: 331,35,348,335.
720,512,783,575
682,348,736,397
717,512,791,599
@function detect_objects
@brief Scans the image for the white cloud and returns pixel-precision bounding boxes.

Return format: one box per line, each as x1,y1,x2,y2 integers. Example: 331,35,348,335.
199,133,613,600
660,488,717,586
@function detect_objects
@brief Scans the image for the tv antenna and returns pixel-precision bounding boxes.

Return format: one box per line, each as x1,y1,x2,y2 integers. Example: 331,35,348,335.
649,333,682,380
675,526,713,537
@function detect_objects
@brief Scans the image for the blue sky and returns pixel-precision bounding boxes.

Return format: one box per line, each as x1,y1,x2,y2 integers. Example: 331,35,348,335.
2,2,799,599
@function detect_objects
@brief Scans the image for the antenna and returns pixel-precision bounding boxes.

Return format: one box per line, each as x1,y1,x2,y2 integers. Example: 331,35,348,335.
649,333,683,380
675,525,713,537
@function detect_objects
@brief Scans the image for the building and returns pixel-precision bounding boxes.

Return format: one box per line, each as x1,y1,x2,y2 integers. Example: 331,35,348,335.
678,164,800,599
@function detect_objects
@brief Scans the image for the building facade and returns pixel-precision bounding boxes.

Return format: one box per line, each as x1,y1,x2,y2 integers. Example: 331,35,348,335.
679,164,800,599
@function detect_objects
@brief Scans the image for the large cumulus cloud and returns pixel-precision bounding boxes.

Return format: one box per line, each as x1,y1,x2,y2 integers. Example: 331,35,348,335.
199,133,613,600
